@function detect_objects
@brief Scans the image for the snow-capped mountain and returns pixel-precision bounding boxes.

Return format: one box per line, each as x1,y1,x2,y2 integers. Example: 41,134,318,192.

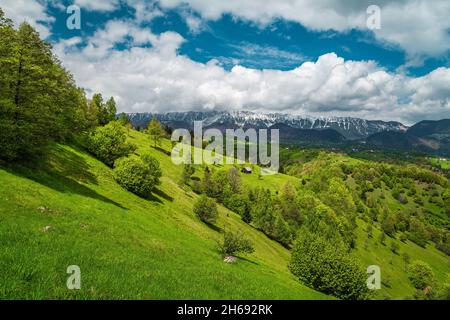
127,111,408,140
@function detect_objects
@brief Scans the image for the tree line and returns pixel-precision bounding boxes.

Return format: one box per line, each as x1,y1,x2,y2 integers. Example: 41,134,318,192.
0,8,118,162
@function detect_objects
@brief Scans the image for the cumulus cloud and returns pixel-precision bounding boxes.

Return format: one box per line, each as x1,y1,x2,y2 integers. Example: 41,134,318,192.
54,24,450,125
1,0,54,38
159,0,450,58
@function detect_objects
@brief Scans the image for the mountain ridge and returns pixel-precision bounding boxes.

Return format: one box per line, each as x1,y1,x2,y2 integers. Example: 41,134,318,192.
366,119,450,156
127,110,408,140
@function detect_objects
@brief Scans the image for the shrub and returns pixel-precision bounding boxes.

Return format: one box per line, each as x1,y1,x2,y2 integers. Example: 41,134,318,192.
194,195,218,224
390,241,400,254
113,154,161,198
381,214,396,237
379,232,386,245
223,194,248,216
219,231,254,256
85,121,135,166
408,260,435,290
400,233,408,243
408,218,429,247
181,164,195,185
402,252,411,270
289,231,370,300
438,274,450,300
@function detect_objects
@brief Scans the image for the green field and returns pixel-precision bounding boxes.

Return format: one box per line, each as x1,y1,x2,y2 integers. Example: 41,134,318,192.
0,130,328,299
354,219,449,299
430,158,450,170
1,129,449,300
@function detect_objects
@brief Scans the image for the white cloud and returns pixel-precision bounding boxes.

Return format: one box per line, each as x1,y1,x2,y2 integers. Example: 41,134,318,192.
74,0,120,12
226,42,306,69
159,0,450,57
1,0,54,38
185,14,203,34
78,20,158,59
54,25,450,125
3,1,448,124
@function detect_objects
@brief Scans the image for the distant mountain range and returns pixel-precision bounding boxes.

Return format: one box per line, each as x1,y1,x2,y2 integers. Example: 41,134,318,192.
126,111,450,155
127,111,407,140
367,119,450,156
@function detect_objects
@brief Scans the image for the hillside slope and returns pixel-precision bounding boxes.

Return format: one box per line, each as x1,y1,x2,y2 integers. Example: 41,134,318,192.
0,130,328,299
281,150,450,299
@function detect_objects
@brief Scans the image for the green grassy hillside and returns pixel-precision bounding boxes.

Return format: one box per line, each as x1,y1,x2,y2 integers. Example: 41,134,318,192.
0,130,328,299
354,219,449,299
281,149,450,299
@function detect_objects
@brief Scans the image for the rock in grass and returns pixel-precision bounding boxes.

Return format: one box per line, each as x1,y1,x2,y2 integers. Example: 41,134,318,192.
223,256,237,264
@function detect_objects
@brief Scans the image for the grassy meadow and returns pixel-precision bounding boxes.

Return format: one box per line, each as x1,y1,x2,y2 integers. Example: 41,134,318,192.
0,130,328,299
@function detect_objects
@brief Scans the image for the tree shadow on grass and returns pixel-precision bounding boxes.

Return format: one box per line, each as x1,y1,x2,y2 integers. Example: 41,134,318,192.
152,146,171,156
204,222,223,233
152,188,174,202
237,256,259,266
3,145,127,210
145,193,163,204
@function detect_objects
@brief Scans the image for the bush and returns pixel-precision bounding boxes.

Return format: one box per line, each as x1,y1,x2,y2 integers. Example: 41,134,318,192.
438,274,450,300
86,121,135,166
181,164,195,185
408,218,429,248
381,214,396,237
113,154,162,198
408,260,435,290
219,231,254,256
194,195,218,224
390,241,400,254
289,231,370,300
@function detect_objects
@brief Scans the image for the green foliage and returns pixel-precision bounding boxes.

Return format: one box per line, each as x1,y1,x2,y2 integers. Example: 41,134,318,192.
438,274,450,300
105,97,117,123
408,260,435,290
402,252,411,270
117,113,131,126
219,231,255,256
279,182,302,225
181,164,195,185
381,213,397,237
147,118,165,148
251,189,276,232
193,195,218,224
91,94,116,126
223,193,248,217
390,241,400,254
0,132,328,300
290,230,370,300
379,232,386,245
0,18,90,161
85,121,136,166
113,154,161,198
408,218,429,248
227,167,242,193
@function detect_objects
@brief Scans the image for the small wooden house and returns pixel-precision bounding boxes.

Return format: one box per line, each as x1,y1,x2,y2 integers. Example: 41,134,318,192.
241,167,252,174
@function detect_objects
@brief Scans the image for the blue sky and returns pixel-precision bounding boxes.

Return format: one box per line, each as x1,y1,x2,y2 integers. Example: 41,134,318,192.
2,0,450,124
45,1,447,75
